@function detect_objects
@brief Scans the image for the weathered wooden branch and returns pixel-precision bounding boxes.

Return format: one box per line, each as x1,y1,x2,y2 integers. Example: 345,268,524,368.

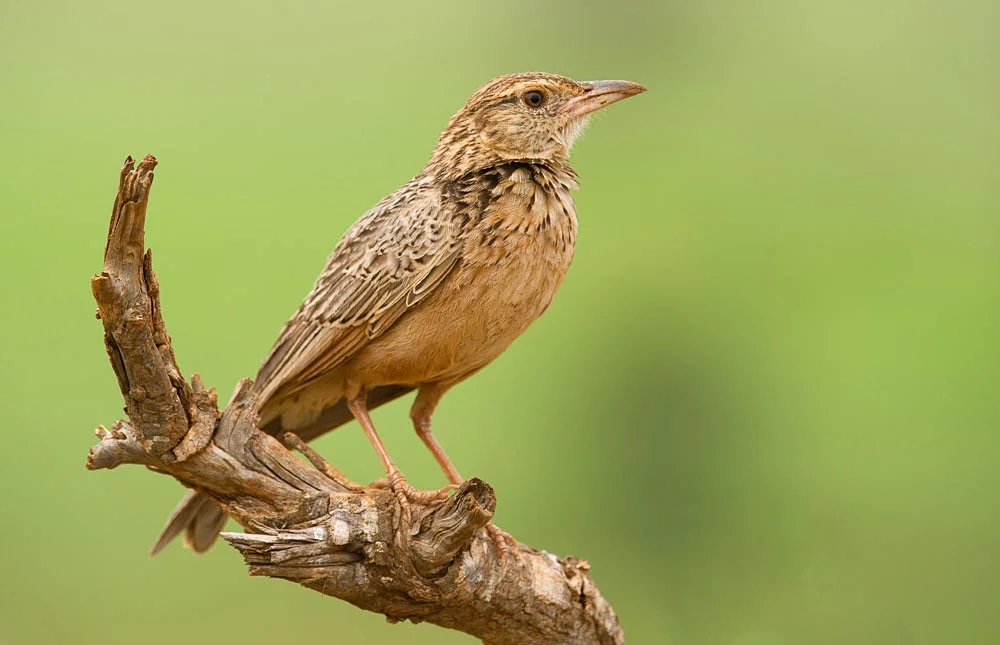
88,155,624,645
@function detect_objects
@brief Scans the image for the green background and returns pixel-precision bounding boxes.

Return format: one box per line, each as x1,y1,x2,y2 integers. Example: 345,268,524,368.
1,1,997,643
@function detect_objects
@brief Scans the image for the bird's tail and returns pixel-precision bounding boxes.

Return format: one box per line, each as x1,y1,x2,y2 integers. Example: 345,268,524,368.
150,490,227,555
150,383,415,555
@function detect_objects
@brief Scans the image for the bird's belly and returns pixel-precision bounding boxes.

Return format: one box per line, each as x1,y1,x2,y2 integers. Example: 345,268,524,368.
448,256,567,371
344,237,573,387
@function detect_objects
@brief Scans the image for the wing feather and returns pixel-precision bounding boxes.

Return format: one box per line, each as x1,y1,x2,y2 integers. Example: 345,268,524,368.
253,182,466,404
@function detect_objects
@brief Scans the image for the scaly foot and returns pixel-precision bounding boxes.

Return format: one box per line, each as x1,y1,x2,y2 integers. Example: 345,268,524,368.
370,471,458,523
486,522,517,562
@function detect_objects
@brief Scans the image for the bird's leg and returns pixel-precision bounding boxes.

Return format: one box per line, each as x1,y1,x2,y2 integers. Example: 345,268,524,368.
411,384,517,560
346,391,451,524
413,416,464,486
410,383,464,485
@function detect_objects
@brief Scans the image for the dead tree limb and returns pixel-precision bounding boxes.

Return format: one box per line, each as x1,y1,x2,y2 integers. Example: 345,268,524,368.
88,155,624,645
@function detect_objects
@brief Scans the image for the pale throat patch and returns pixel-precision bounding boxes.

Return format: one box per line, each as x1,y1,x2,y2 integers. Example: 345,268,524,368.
561,115,592,152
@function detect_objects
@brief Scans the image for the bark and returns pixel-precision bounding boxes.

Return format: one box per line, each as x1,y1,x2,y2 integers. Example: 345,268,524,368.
88,155,624,645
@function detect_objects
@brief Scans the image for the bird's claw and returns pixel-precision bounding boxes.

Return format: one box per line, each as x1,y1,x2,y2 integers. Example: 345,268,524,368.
371,472,458,524
487,522,518,563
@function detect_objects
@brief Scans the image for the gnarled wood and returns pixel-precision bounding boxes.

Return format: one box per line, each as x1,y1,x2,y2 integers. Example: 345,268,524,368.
87,155,624,645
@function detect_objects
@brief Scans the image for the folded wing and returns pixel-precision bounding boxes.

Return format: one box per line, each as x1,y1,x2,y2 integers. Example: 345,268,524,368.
254,184,465,405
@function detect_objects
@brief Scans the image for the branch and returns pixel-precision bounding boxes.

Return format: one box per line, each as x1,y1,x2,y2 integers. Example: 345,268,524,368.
88,155,624,645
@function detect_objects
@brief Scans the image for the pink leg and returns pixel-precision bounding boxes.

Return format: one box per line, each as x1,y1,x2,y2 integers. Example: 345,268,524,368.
411,383,517,560
347,391,450,524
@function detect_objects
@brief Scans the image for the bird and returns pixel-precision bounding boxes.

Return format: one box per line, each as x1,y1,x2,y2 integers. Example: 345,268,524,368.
153,72,646,556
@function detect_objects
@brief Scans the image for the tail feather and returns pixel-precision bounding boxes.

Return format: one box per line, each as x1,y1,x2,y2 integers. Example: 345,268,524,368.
151,489,226,555
151,384,416,555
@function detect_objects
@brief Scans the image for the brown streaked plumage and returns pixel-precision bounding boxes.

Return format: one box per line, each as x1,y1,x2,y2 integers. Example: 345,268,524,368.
153,72,646,555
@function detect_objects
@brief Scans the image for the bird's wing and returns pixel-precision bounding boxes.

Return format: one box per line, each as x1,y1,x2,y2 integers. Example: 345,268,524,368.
253,183,465,403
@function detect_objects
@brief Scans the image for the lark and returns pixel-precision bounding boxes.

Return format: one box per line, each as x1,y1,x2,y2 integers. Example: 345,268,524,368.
155,72,646,555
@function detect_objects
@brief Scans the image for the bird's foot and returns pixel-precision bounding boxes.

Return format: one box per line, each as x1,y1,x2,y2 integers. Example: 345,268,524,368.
486,522,518,563
370,472,458,523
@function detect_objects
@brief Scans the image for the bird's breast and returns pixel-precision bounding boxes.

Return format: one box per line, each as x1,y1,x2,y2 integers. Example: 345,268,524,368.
436,172,577,371
342,165,579,387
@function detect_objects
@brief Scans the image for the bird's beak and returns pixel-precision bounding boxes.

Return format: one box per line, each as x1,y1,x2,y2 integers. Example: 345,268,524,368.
562,80,647,118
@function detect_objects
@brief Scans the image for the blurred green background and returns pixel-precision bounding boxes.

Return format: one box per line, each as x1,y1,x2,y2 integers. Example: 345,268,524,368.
1,0,997,643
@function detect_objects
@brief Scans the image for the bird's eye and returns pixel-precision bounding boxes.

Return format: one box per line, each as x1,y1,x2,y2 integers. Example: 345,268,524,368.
523,90,545,108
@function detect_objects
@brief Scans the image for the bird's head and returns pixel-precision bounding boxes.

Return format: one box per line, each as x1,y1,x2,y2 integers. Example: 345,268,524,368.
427,72,646,178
